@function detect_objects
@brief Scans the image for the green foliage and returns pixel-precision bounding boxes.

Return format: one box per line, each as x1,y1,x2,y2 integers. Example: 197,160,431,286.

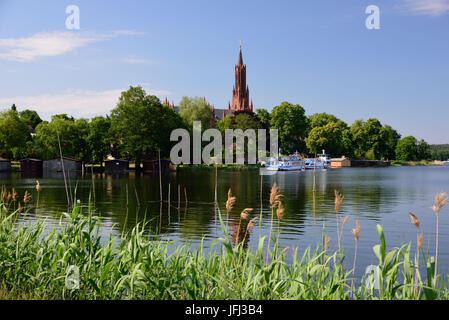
417,139,431,160
430,144,449,161
19,109,42,129
308,112,340,129
178,96,213,131
109,86,184,161
255,108,270,124
305,114,353,157
395,136,418,161
350,119,400,160
216,115,233,133
216,113,262,133
0,109,30,159
270,102,308,154
33,116,89,160
86,116,111,165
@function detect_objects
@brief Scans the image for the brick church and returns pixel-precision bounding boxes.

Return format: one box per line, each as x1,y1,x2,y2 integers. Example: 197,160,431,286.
164,45,254,127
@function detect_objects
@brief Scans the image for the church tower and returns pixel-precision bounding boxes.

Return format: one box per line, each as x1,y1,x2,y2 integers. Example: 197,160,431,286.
231,43,251,113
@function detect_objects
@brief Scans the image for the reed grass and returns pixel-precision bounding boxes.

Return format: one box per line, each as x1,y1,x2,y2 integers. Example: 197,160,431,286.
1,187,449,300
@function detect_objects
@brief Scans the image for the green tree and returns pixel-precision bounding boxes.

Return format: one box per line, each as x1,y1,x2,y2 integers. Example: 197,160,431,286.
216,115,233,134
308,112,340,129
256,108,270,124
19,109,42,130
34,116,85,160
306,121,352,157
270,102,308,154
178,96,213,131
395,136,418,161
86,116,111,165
233,113,262,131
73,118,90,163
350,118,398,160
0,109,30,159
380,125,401,160
417,139,431,160
306,113,353,157
109,86,184,166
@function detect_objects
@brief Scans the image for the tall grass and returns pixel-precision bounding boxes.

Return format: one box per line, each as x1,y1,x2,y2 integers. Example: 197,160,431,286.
0,186,449,300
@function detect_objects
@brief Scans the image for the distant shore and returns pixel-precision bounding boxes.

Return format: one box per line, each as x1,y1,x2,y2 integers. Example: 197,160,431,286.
391,160,446,166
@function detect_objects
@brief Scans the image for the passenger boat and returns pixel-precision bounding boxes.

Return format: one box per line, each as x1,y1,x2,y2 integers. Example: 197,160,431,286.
304,150,331,170
266,154,305,171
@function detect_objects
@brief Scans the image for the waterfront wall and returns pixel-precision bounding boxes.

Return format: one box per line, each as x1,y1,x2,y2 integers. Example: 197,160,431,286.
350,160,390,167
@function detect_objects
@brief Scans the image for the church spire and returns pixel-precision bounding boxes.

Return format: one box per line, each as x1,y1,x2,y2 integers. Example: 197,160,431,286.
231,42,251,113
238,40,243,65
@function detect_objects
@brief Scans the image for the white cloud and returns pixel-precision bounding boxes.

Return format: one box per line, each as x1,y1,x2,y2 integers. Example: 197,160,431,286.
123,58,151,64
113,30,146,36
0,30,144,62
0,87,172,120
400,0,449,16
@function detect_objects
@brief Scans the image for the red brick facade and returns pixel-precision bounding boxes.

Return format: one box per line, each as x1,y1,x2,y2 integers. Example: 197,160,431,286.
229,47,253,113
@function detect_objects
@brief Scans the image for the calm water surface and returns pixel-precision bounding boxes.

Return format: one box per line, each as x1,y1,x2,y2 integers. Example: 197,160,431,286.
2,166,449,277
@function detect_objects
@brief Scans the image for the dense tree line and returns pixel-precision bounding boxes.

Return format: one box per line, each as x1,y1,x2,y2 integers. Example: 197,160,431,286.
429,144,449,161
0,86,434,163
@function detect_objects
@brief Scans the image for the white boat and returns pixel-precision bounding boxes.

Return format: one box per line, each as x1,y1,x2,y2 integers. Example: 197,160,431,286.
266,154,305,171
305,150,331,170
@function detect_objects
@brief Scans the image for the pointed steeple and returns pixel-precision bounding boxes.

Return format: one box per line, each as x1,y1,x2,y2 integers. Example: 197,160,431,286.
238,41,243,65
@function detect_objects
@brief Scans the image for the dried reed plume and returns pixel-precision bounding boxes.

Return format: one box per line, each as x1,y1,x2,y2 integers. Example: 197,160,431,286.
270,183,281,208
276,201,285,220
408,212,423,298
1,187,7,201
240,208,253,220
12,189,17,202
246,217,258,232
334,190,343,213
267,183,283,264
23,191,31,204
417,233,423,253
281,247,289,258
352,220,360,242
408,212,420,232
324,235,330,252
414,232,423,298
241,217,259,246
275,201,286,254
351,220,360,297
236,208,253,247
36,181,41,193
431,192,448,287
334,189,344,258
226,188,236,213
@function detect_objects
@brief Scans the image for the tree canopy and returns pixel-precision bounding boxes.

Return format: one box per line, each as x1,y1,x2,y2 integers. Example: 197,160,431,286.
270,102,308,154
109,86,184,163
178,96,214,131
0,109,30,159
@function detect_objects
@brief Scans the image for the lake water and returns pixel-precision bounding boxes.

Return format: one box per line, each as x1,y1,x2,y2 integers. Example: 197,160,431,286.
2,165,449,278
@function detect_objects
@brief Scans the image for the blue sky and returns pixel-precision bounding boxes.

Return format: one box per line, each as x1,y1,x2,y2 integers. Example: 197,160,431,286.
0,0,448,143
